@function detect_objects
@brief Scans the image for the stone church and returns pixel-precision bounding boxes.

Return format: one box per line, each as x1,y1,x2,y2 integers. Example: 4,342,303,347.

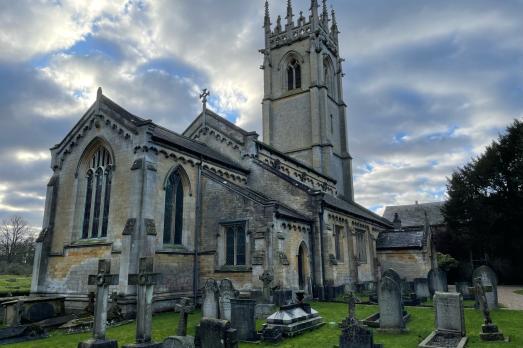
31,0,392,312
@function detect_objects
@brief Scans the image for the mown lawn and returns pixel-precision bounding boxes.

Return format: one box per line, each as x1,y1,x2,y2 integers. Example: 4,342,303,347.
514,289,523,296
0,275,31,296
6,302,523,348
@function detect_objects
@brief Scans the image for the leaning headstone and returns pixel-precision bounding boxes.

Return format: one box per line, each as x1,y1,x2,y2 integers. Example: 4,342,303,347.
218,279,237,321
414,278,430,301
378,276,405,331
230,299,257,342
123,257,162,348
428,269,448,295
469,278,507,342
78,259,119,348
202,279,219,319
418,292,468,348
472,265,498,309
195,318,238,348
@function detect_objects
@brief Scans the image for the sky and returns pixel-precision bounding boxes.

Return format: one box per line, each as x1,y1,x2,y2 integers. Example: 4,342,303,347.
0,0,522,231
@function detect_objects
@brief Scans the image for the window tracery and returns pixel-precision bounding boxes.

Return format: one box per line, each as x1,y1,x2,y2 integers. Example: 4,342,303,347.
286,58,301,90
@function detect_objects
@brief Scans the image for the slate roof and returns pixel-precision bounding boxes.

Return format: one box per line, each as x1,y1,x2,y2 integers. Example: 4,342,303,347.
323,194,392,228
376,230,426,250
383,202,445,227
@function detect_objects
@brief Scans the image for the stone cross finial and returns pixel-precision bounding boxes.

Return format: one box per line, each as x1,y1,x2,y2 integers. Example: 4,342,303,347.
259,270,274,303
87,259,119,341
127,257,161,345
175,297,195,336
200,88,210,129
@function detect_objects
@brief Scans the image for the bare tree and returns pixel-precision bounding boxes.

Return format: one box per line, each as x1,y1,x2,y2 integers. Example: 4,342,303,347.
0,215,31,263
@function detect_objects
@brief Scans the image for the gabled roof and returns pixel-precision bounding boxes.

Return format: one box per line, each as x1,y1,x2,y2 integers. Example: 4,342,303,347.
376,230,427,250
323,194,392,228
383,202,445,227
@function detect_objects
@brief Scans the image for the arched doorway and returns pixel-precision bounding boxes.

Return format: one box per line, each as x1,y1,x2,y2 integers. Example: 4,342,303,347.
297,242,310,292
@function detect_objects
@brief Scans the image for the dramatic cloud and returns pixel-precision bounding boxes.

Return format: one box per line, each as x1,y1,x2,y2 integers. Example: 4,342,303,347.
0,0,522,226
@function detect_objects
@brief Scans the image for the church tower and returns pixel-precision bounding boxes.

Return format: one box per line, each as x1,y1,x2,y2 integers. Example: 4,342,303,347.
261,0,354,200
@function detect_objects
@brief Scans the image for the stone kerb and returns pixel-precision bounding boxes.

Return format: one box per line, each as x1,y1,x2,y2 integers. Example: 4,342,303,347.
472,265,498,309
378,276,405,331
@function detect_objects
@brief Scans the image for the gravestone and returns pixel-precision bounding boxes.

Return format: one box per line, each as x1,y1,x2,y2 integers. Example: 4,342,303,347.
162,297,195,348
339,292,383,348
230,299,257,342
378,276,405,331
259,270,274,303
414,278,430,301
382,269,401,286
272,290,292,307
202,279,219,319
123,257,162,348
455,282,473,300
2,296,65,327
469,278,507,342
85,292,96,315
195,318,238,348
263,302,324,337
78,259,119,348
418,292,467,348
218,279,237,321
472,265,498,309
107,292,124,323
428,269,448,295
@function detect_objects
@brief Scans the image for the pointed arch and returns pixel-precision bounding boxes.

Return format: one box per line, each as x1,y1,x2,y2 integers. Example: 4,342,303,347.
163,165,191,245
323,55,336,95
76,138,115,239
278,51,305,92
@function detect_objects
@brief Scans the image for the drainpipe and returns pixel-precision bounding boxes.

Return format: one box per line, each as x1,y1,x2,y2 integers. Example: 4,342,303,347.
318,200,326,300
192,156,203,301
308,220,316,297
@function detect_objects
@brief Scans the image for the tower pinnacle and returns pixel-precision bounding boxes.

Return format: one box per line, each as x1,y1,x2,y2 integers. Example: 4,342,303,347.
286,0,294,27
310,0,319,27
264,0,271,32
321,0,329,28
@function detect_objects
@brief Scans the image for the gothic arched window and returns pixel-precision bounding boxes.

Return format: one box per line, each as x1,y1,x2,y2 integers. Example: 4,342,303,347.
287,59,301,91
163,169,184,245
323,58,335,95
81,147,112,239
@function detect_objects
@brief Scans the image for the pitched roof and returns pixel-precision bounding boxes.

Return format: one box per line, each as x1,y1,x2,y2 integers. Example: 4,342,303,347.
323,195,392,228
383,202,445,227
376,230,426,250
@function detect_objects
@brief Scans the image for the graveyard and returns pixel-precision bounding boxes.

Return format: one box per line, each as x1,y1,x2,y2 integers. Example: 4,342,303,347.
2,301,522,347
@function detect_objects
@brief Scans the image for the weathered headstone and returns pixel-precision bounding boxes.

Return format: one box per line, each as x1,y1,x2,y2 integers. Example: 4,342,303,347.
218,279,237,321
472,265,498,309
272,289,292,307
161,297,195,348
470,278,507,342
123,257,162,348
85,292,95,315
78,259,119,348
378,276,405,331
230,299,257,342
418,292,468,348
202,279,219,319
455,282,473,300
195,318,238,348
414,278,430,300
339,292,383,348
259,270,274,303
428,269,448,295
382,269,401,286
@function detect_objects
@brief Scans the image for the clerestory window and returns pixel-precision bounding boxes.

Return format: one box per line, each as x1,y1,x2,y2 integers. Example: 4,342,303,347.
82,147,112,239
287,59,302,91
224,222,246,266
355,228,367,263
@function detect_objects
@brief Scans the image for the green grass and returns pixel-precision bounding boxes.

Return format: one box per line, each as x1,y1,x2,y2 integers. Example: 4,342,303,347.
0,275,31,296
514,289,523,296
5,302,523,347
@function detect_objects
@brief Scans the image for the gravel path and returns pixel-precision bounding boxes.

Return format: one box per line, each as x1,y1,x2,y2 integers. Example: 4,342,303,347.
498,285,523,310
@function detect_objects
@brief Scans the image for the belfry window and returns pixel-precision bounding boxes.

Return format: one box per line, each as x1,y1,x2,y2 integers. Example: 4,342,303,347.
224,222,246,266
81,147,112,239
163,170,184,245
287,59,301,90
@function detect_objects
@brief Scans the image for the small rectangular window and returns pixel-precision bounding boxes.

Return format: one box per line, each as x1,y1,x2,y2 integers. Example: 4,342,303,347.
334,225,343,261
355,228,367,263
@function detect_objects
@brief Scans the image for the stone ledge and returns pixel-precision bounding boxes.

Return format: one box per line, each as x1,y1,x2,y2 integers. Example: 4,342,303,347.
215,265,252,273
64,240,113,249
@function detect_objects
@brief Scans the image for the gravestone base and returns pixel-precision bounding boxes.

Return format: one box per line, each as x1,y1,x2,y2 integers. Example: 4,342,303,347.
264,303,324,337
339,324,383,348
260,325,282,342
362,311,410,329
77,338,118,348
162,336,195,348
418,331,468,348
480,324,508,342
122,342,162,348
